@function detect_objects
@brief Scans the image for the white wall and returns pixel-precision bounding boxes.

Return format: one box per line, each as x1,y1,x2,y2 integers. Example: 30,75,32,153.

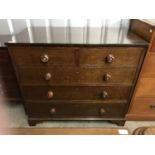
0,19,130,45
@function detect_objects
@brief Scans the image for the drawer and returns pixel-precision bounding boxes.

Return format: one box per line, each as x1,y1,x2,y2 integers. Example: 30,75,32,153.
136,78,155,98
18,67,136,85
10,47,76,66
26,102,127,118
79,47,143,67
129,98,155,115
22,86,131,101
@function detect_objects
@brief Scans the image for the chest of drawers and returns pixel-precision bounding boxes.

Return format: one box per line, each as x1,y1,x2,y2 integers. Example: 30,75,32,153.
6,43,147,126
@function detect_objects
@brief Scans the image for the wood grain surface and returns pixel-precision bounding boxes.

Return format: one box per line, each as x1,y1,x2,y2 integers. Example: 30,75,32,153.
11,127,130,135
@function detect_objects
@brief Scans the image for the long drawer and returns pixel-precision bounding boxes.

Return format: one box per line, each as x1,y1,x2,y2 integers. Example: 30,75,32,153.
10,46,143,67
22,86,131,101
26,102,127,118
18,67,136,85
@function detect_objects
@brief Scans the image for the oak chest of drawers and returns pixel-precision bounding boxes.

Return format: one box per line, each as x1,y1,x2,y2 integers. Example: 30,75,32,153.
6,27,148,126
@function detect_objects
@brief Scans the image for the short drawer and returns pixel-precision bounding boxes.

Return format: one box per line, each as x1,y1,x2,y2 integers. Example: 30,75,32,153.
129,98,155,115
10,47,76,66
79,47,143,67
22,86,131,101
18,67,136,85
26,102,127,118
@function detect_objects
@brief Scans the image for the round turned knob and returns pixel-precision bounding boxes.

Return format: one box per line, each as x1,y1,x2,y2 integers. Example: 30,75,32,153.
45,73,52,81
102,91,108,99
100,108,106,115
104,73,111,81
41,54,49,63
50,108,56,114
47,91,54,99
106,54,115,63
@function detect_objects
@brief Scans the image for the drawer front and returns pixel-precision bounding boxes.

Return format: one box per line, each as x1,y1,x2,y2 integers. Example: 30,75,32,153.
22,86,131,100
18,67,136,85
136,78,155,98
10,47,76,66
79,47,143,67
129,98,155,115
26,102,126,118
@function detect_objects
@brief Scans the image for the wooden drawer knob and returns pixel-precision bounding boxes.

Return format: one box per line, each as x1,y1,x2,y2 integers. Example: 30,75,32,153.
45,73,52,81
104,73,111,81
102,91,108,99
41,54,49,63
47,91,54,99
50,108,56,114
100,108,106,115
106,54,115,63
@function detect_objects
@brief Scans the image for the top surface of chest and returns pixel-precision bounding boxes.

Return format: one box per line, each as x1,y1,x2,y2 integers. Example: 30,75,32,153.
4,27,148,46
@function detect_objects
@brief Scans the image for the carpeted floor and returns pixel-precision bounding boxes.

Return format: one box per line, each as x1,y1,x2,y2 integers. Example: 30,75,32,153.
4,102,155,132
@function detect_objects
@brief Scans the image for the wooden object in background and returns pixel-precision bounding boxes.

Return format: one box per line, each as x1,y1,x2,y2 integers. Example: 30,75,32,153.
0,47,21,101
127,19,155,120
12,127,130,135
130,19,155,42
133,127,155,135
